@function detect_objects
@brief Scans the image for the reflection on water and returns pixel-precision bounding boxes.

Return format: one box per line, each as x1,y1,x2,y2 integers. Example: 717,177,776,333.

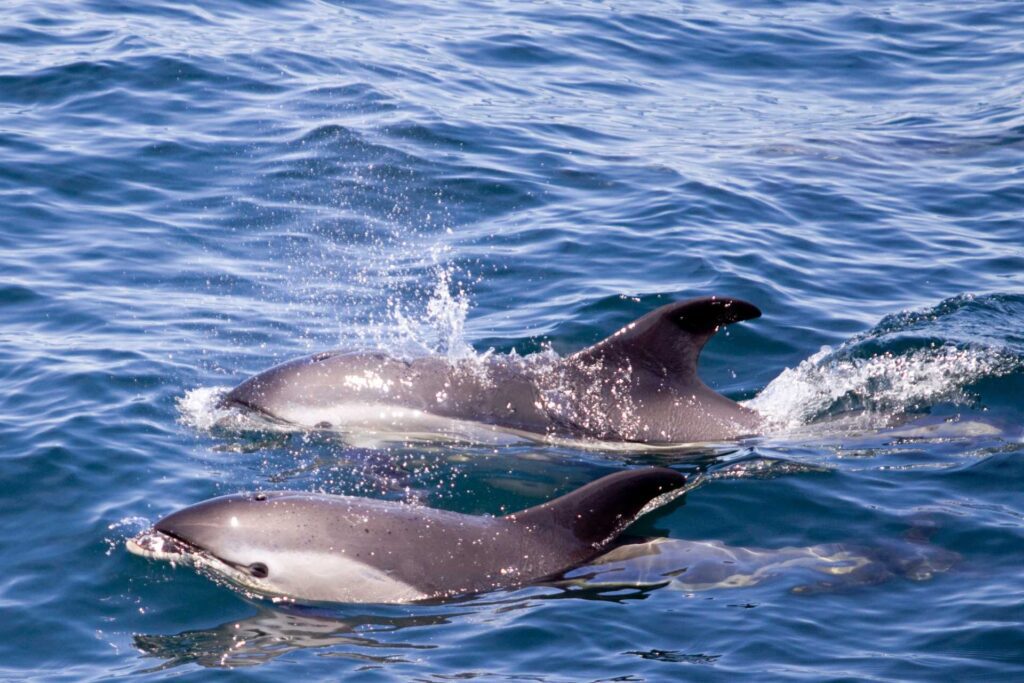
133,607,449,670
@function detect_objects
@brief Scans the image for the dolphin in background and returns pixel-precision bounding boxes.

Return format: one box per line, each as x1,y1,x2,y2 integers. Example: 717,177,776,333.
127,467,688,604
219,296,763,445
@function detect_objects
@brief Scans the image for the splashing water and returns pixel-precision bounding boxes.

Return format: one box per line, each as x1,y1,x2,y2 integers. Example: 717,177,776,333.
746,294,1024,434
105,516,153,557
178,387,230,432
746,343,1020,433
389,266,479,361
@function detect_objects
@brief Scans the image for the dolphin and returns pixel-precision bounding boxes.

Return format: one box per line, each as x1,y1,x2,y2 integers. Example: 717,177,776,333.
129,529,958,668
562,535,959,595
220,296,763,444
126,467,687,604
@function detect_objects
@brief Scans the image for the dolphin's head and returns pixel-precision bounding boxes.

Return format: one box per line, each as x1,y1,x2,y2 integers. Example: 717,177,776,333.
127,492,333,601
220,352,346,423
219,351,417,432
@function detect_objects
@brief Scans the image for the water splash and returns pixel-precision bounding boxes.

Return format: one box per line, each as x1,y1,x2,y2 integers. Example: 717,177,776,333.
746,294,1024,433
388,265,480,361
746,344,1017,431
178,386,231,432
105,516,152,556
177,385,294,437
177,385,270,436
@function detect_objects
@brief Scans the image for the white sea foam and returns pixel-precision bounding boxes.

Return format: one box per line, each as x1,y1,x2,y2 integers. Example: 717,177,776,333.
105,516,153,556
177,386,233,432
745,343,1019,433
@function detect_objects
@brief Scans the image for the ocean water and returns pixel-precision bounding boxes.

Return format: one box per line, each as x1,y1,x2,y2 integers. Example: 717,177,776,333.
2,0,1023,679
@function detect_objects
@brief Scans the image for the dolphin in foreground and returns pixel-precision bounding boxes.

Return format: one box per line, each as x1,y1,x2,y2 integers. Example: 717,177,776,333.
220,296,763,444
127,467,687,603
129,530,958,668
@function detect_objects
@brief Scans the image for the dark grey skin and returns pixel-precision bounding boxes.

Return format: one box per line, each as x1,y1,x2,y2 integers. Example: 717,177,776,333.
221,296,763,444
127,468,687,603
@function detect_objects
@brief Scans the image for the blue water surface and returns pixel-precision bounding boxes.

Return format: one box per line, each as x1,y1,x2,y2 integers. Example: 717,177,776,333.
2,0,1023,679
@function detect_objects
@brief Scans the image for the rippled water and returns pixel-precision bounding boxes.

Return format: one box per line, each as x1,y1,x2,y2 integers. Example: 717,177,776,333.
2,0,1023,679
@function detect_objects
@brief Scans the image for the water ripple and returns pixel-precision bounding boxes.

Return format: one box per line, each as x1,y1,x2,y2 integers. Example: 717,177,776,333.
2,0,1023,679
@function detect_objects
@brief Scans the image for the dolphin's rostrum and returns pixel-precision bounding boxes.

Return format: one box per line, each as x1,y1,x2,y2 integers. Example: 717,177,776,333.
127,467,687,603
221,296,763,444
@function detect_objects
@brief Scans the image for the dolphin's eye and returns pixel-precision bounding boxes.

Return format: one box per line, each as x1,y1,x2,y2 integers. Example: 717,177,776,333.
249,563,269,578
254,493,268,501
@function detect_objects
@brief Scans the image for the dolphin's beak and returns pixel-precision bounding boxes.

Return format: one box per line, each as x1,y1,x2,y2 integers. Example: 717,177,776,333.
127,498,231,562
126,528,196,562
219,384,270,415
218,383,290,424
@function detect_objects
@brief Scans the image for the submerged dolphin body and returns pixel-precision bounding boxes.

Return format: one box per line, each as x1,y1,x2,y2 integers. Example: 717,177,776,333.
221,296,763,444
127,467,687,604
564,535,959,595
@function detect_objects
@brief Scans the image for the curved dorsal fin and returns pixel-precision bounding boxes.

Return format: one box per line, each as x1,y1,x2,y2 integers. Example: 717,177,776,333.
506,468,686,547
569,296,761,387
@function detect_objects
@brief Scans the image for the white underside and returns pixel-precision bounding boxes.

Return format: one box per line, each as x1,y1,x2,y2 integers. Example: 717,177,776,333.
265,401,723,452
273,402,529,446
128,531,427,604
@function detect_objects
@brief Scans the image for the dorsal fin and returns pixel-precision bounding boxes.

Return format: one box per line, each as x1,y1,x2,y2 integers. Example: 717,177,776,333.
506,468,686,547
569,296,761,387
